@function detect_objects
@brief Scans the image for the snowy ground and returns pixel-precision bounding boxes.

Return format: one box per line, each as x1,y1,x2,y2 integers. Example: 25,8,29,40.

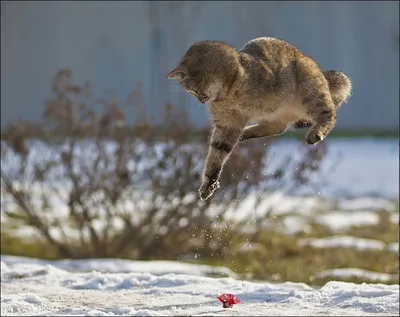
1,256,399,316
1,138,399,316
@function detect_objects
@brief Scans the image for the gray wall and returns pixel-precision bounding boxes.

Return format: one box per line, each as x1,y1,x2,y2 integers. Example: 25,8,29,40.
1,1,399,131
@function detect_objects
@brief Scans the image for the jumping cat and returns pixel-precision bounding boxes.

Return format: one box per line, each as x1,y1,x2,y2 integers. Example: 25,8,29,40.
167,37,352,201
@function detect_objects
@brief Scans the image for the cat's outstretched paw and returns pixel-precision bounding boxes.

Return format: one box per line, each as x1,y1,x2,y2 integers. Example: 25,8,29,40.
199,177,220,201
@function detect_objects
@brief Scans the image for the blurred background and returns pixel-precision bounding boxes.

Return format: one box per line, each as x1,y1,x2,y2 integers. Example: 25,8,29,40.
1,1,399,286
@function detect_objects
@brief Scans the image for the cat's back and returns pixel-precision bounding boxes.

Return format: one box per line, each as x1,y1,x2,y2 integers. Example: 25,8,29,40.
239,37,303,68
234,37,305,115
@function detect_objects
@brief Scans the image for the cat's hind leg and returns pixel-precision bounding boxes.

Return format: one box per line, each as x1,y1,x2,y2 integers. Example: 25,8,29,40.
296,57,337,145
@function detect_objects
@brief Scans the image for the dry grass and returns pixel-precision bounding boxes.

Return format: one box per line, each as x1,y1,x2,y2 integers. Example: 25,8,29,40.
203,208,398,285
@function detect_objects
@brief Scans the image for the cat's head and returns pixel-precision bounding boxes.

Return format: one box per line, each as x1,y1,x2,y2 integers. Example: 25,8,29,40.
167,41,240,104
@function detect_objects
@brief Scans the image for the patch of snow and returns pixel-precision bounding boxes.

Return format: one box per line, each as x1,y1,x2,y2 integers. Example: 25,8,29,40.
315,211,380,231
316,269,397,283
338,198,397,212
1,256,398,316
265,138,399,199
223,192,331,222
390,212,399,224
281,215,312,234
322,139,399,199
387,242,399,253
298,236,386,251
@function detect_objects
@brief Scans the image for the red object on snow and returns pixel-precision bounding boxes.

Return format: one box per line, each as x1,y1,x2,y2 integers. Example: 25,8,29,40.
217,293,241,308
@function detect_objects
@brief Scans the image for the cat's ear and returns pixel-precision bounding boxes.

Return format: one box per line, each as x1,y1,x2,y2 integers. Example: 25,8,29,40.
167,64,187,80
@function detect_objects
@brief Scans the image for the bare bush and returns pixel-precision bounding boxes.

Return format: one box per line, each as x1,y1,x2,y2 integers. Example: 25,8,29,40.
1,68,329,260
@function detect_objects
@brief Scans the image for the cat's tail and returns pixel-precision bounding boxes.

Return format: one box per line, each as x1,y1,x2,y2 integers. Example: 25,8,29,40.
323,70,352,109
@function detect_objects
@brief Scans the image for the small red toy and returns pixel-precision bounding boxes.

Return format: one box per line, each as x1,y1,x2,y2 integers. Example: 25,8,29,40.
217,293,241,308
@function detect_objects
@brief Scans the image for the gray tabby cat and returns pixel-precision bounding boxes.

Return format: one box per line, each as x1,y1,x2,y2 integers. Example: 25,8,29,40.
167,37,352,200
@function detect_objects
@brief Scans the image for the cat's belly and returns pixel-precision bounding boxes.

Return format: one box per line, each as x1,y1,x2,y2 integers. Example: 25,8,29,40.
250,95,307,124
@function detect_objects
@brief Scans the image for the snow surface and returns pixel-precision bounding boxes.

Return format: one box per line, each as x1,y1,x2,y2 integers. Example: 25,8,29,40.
316,139,398,199
1,256,399,316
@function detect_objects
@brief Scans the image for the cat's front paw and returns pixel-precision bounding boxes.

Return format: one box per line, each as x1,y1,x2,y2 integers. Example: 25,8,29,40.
199,177,220,201
305,130,325,145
